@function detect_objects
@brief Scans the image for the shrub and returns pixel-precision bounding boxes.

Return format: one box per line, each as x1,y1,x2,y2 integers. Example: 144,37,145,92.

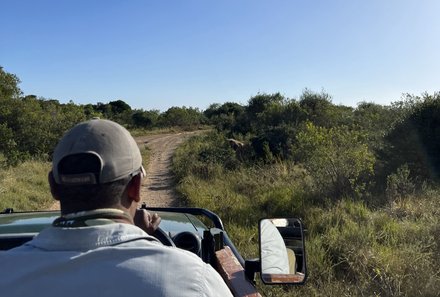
386,164,415,201
382,92,440,183
174,127,440,297
295,122,375,198
173,131,239,181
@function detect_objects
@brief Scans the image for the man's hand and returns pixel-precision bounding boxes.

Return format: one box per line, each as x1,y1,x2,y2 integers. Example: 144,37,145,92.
134,209,161,235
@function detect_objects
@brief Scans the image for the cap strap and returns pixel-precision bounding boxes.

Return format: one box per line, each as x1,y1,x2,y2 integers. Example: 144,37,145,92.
59,173,97,185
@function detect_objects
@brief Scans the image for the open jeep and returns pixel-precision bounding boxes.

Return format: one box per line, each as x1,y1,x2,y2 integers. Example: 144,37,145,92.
0,204,306,296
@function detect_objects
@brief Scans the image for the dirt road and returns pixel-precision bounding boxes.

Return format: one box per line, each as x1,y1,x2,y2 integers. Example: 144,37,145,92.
136,131,200,207
49,131,200,210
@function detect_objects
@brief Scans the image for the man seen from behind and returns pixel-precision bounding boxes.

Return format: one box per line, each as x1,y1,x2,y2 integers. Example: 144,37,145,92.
0,119,233,297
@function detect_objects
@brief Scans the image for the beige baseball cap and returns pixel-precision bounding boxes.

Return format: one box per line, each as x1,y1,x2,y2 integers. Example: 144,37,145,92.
52,119,145,185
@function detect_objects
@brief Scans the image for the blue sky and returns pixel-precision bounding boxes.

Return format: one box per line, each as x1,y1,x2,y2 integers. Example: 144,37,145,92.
1,0,439,111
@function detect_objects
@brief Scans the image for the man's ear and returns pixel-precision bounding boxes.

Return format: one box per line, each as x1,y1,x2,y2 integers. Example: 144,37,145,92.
48,171,60,201
127,174,142,203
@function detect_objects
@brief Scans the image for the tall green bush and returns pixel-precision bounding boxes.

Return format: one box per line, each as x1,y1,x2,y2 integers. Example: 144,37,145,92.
295,122,375,198
383,93,440,183
0,96,86,166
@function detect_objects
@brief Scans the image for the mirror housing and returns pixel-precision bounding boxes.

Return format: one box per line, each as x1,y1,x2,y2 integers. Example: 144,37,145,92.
259,218,307,285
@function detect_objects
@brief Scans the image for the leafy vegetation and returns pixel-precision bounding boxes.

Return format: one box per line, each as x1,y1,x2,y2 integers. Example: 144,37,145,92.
173,131,440,297
295,122,375,198
0,144,151,212
0,67,207,166
176,91,440,296
2,66,440,296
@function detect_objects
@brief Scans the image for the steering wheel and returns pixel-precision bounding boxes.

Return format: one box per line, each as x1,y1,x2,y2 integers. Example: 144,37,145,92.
152,227,175,247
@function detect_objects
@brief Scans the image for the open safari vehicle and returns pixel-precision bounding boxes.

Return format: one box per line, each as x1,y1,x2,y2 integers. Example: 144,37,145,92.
0,204,307,296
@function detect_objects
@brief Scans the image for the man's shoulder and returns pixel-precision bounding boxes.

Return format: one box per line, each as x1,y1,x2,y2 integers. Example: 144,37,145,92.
116,240,204,264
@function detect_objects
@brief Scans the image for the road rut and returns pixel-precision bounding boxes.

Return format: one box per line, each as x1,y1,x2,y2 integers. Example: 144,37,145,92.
136,131,200,207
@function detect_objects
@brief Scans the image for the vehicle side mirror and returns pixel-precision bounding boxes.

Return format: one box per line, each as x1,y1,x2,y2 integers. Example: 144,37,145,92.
259,218,307,285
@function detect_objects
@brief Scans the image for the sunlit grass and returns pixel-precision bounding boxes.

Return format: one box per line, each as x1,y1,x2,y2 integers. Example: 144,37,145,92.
0,160,52,211
129,125,211,137
0,144,152,212
173,132,440,297
2,131,439,296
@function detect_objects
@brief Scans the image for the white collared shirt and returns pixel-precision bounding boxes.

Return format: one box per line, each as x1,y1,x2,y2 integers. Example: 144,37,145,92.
0,223,233,297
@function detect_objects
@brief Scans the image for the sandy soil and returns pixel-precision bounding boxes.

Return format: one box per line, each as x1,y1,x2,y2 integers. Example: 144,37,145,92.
136,131,200,207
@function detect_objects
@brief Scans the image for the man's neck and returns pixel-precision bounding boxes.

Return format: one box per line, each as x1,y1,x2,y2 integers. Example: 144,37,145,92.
53,208,134,227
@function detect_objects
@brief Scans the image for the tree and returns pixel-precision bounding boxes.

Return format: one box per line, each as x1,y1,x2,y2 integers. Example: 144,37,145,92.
92,100,132,125
204,102,244,132
159,106,203,129
299,89,352,127
382,92,440,183
94,102,113,118
131,109,160,128
247,92,284,115
0,66,22,100
83,104,102,119
1,97,86,165
0,67,89,165
0,67,23,165
108,99,131,114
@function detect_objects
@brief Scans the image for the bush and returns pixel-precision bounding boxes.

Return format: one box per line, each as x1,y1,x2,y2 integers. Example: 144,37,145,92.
0,98,86,165
174,132,440,296
386,165,415,201
295,122,375,199
173,131,239,181
382,92,440,183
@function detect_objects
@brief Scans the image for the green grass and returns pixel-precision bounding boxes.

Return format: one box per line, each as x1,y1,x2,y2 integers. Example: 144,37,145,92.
1,132,439,296
0,160,52,211
0,145,152,212
173,132,440,297
129,125,211,137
